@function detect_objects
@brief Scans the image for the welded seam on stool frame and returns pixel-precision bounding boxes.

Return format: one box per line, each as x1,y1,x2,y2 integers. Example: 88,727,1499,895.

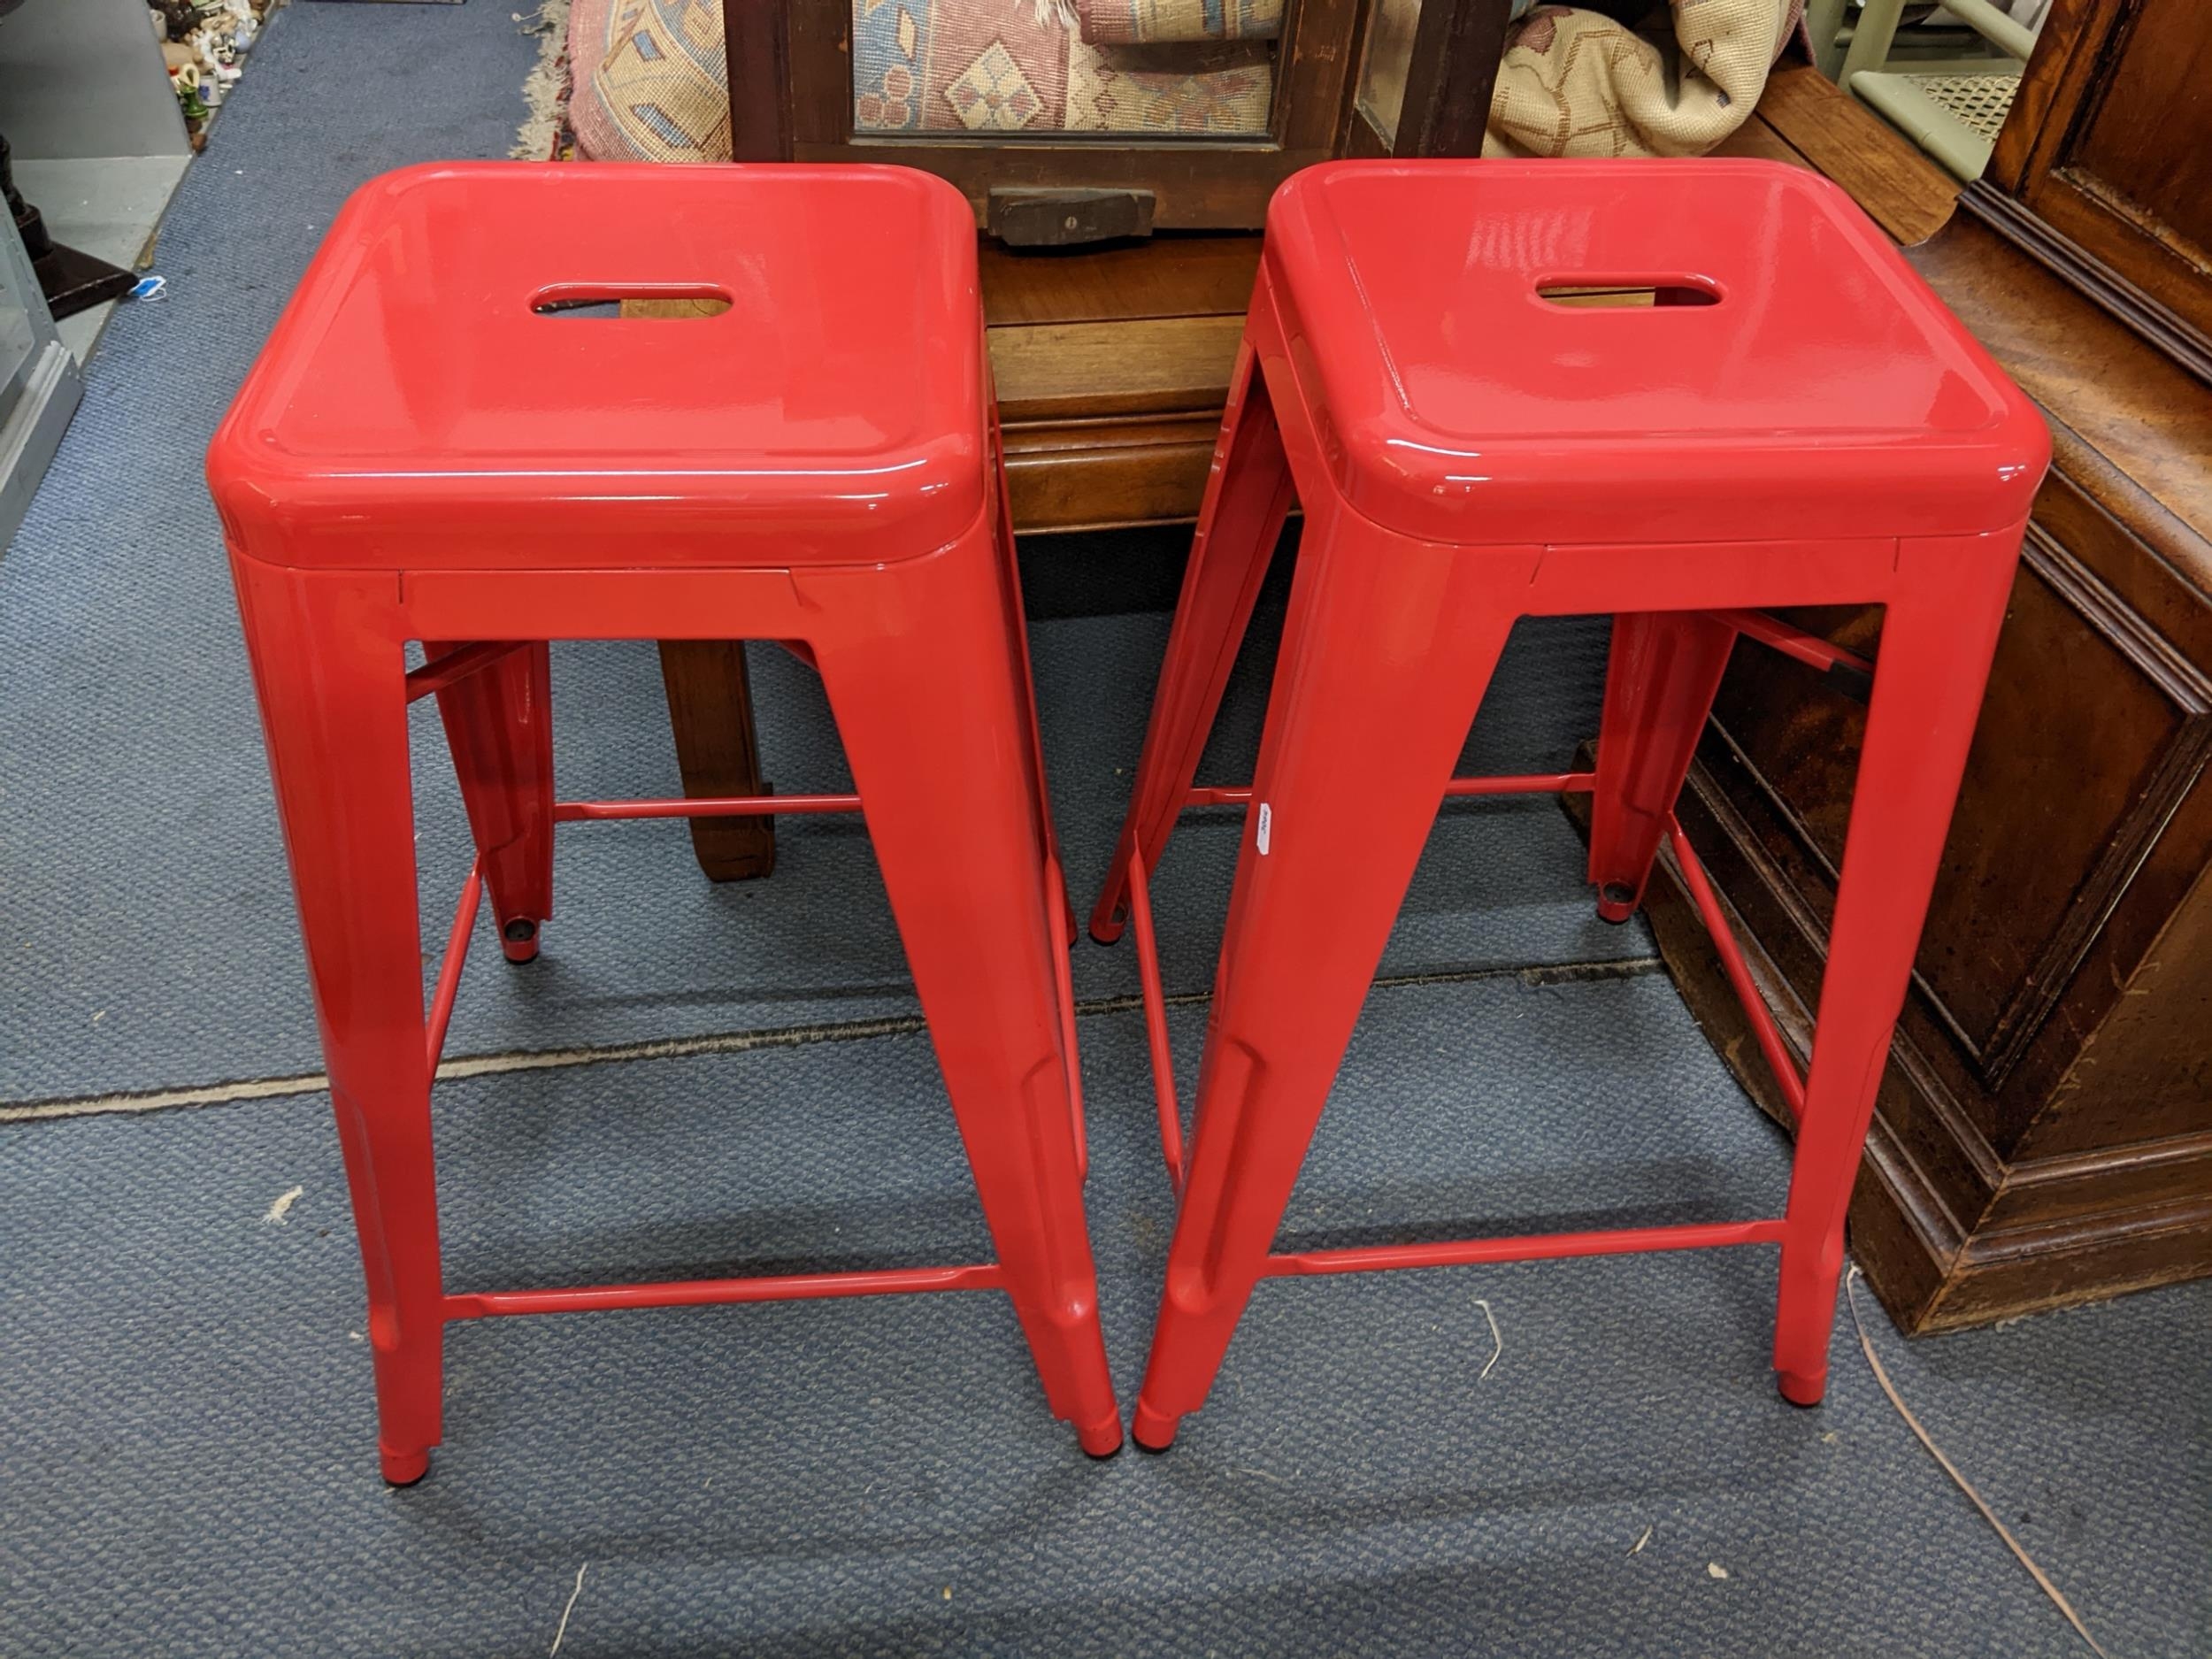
0,956,1664,1125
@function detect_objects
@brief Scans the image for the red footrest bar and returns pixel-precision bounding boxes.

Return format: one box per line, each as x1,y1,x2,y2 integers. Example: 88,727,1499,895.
554,792,862,822
404,641,528,703
1187,770,1596,810
1125,847,1186,1194
425,800,863,1071
425,856,484,1071
1264,1218,1787,1279
1046,861,1091,1185
1664,813,1809,1120
1123,772,1810,1268
443,1261,1006,1320
1706,608,1875,700
421,786,1094,1309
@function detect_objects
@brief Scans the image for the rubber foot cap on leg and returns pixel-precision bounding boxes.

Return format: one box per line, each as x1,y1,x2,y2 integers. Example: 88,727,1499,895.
1597,883,1639,925
1078,1419,1125,1459
1088,918,1125,947
1130,1400,1179,1454
502,918,540,964
1777,1370,1826,1409
380,1447,430,1486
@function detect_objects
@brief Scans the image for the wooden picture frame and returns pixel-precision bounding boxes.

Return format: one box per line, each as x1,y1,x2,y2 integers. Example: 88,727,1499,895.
723,0,1517,234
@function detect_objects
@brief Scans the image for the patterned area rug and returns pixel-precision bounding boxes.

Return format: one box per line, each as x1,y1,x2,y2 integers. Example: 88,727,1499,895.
851,0,1272,134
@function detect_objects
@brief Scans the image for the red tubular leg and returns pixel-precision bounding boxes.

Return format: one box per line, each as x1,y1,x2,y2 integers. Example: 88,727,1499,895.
1091,338,1294,943
232,557,446,1486
1668,818,1807,1123
988,389,1088,1139
1770,536,2018,1405
1130,508,1530,1450
428,639,555,964
1586,611,1739,922
803,527,1123,1457
1124,847,1186,1193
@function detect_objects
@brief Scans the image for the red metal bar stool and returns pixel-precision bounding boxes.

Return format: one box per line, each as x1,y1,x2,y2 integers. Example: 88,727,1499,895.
1090,159,2047,1452
207,162,1122,1482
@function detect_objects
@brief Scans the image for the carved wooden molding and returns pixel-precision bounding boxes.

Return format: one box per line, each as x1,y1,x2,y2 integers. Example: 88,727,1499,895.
1708,526,2212,1095
1608,761,2212,1331
1956,180,2212,388
1962,525,2212,1087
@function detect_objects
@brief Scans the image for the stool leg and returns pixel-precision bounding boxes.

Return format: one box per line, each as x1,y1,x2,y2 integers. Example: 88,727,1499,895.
805,534,1123,1456
1771,544,2015,1404
430,640,555,963
987,394,1077,939
657,639,778,882
1586,611,1739,922
1130,514,1526,1450
1091,342,1294,942
233,559,446,1485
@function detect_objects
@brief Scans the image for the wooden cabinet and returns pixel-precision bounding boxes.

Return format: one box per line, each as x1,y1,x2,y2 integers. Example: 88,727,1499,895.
1983,0,2212,373
1620,4,2212,1331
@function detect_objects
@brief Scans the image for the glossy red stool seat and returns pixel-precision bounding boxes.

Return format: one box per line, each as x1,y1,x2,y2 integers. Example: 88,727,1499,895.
208,162,1122,1482
1090,159,2048,1451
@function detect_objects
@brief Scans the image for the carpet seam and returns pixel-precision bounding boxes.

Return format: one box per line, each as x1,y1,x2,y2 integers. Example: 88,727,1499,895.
0,955,1664,1125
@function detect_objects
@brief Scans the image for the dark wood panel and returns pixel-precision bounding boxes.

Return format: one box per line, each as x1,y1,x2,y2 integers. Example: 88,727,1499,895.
2011,770,2212,1156
656,641,776,882
1910,213,2212,544
1002,416,1221,531
1985,0,2101,195
2065,4,2212,259
979,234,1260,328
724,0,792,159
1708,533,2212,1126
990,316,1244,423
2025,459,2212,668
1385,0,1517,158
1971,0,2212,376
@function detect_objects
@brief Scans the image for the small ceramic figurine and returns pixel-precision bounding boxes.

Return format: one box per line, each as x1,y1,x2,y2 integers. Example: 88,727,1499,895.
169,59,209,123
191,22,241,93
215,0,258,50
155,0,212,42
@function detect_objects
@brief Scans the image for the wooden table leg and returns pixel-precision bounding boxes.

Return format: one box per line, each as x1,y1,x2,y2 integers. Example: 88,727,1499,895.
657,639,776,881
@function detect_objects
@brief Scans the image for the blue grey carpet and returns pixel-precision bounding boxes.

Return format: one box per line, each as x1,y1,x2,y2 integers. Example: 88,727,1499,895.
0,4,2203,1656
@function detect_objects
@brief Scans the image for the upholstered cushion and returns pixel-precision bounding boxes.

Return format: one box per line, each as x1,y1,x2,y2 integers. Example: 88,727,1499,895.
1487,0,1803,158
570,0,732,163
1076,0,1282,44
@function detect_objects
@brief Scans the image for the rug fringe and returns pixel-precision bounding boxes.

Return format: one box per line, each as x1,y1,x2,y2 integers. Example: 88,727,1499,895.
511,0,574,161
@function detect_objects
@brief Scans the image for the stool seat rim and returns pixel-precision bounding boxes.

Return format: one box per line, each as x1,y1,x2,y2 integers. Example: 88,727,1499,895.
1256,158,2049,546
208,162,992,570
